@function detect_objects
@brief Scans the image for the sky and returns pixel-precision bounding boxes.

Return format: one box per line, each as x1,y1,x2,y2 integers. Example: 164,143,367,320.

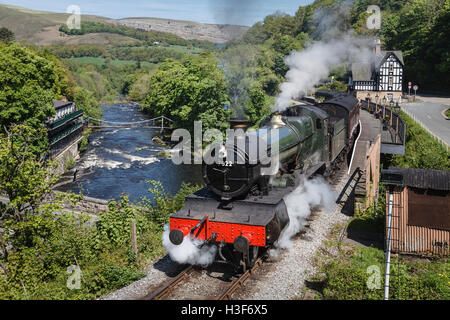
0,0,314,26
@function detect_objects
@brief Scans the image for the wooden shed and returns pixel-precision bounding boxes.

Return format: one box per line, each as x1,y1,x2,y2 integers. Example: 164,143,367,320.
381,168,450,256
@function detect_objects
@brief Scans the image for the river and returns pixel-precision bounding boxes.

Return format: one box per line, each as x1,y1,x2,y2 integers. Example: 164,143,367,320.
57,103,203,202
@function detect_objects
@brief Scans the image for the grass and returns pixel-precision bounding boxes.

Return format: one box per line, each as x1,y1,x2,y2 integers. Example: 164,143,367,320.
69,57,157,68
390,109,450,170
308,230,449,300
0,4,107,41
446,108,450,119
160,44,204,54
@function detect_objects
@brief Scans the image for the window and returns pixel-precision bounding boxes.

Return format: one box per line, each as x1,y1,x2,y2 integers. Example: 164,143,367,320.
389,63,393,73
389,76,393,87
316,119,322,130
408,188,450,230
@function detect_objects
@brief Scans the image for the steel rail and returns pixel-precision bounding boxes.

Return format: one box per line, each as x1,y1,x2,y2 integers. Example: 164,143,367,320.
217,257,263,300
144,265,196,300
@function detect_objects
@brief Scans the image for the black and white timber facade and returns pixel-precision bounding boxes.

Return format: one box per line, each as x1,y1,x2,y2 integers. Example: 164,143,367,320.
350,40,404,104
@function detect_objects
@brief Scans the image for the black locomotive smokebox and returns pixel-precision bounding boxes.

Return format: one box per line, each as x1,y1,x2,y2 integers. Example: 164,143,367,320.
229,117,250,131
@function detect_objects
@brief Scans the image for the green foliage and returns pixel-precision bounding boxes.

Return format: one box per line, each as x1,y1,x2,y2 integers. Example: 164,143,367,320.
390,110,450,170
143,53,230,134
219,44,279,124
127,72,155,102
314,246,449,300
317,80,348,92
380,0,450,91
72,87,102,120
141,181,200,228
79,128,92,153
0,43,66,130
0,27,14,43
58,21,215,50
0,125,59,213
349,184,386,234
47,43,195,65
0,182,200,299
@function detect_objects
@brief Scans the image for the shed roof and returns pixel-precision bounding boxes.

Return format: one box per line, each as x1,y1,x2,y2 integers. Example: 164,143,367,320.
318,93,359,112
382,167,450,191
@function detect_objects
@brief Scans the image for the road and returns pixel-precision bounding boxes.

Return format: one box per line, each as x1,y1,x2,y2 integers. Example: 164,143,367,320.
400,100,450,147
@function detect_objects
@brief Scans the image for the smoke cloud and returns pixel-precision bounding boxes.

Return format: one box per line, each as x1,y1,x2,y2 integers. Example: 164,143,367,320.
273,35,374,112
272,176,336,255
309,0,355,40
162,225,217,267
210,0,259,26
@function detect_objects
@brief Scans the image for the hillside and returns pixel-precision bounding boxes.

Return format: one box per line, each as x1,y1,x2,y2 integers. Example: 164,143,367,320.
113,17,248,44
0,4,247,45
0,4,109,44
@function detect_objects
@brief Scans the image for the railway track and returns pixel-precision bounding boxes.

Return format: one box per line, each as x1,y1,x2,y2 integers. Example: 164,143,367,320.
143,257,264,300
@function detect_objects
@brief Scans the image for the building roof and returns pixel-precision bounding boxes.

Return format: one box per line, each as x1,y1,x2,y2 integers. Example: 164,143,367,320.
381,167,450,191
351,62,374,81
351,50,404,82
54,101,74,110
375,51,404,68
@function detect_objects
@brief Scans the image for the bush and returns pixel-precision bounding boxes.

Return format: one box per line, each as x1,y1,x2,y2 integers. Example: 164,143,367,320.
390,110,450,170
313,245,449,300
0,182,200,299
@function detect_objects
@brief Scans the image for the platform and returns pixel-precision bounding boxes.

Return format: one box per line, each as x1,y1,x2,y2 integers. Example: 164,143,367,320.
348,105,406,210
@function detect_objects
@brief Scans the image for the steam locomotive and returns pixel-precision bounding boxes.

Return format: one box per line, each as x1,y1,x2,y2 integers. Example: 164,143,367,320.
168,91,360,270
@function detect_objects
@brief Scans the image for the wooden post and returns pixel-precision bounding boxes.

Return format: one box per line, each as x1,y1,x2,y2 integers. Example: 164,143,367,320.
395,117,399,143
131,219,138,257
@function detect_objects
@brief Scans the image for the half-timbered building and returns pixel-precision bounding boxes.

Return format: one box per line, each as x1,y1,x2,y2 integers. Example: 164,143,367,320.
350,39,404,104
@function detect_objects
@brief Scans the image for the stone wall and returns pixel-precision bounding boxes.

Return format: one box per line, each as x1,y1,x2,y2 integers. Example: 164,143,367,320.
48,191,109,214
52,136,83,175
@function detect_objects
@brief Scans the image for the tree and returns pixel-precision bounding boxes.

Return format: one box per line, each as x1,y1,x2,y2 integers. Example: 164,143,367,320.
0,125,59,216
380,0,449,91
73,87,101,121
0,43,70,131
0,27,14,43
143,53,230,134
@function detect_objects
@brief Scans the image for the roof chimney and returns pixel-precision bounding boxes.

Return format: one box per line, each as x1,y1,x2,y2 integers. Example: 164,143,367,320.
375,39,382,56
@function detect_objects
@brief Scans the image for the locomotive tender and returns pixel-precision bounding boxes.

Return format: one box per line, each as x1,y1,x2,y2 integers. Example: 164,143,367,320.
168,91,360,270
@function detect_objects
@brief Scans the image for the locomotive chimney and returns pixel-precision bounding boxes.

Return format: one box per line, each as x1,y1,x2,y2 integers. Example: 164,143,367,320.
229,117,250,132
270,113,286,129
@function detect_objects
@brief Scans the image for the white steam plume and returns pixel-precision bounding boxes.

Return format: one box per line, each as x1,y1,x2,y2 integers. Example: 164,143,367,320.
162,225,217,267
273,35,374,112
271,176,336,256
